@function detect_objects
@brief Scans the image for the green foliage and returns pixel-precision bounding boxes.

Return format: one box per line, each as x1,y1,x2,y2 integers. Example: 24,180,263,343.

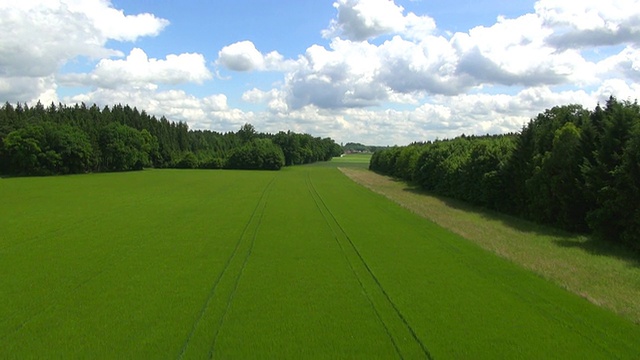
236,123,257,143
272,131,342,166
0,102,341,175
3,122,93,175
373,136,516,211
526,122,587,230
226,138,285,170
3,126,43,175
371,97,640,248
98,122,150,171
585,98,640,248
175,152,199,169
198,156,225,169
616,122,640,248
343,142,388,153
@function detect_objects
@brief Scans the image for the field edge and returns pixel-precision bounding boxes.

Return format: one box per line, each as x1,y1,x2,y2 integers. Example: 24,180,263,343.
338,166,640,325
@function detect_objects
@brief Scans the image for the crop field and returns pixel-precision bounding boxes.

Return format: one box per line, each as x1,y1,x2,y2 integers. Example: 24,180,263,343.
331,153,372,167
1,164,639,358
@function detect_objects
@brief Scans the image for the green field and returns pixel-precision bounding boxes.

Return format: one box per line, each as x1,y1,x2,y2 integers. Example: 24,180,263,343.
1,163,639,358
332,153,372,167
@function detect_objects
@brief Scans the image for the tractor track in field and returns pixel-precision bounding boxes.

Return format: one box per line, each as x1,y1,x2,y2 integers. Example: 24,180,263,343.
178,175,276,360
207,179,271,360
339,169,617,355
305,172,432,360
306,175,403,358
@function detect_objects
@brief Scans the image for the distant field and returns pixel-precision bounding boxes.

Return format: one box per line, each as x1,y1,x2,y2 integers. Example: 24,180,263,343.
2,165,639,358
329,153,372,167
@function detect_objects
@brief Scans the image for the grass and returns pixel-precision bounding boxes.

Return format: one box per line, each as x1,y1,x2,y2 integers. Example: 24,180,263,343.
340,166,640,325
320,153,372,168
1,163,639,358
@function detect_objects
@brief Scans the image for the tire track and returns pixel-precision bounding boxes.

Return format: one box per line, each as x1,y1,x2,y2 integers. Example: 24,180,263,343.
306,172,432,359
178,175,276,359
305,173,403,359
207,187,269,360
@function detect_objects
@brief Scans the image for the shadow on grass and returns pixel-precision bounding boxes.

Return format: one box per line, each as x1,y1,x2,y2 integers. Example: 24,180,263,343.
554,238,640,268
399,182,640,268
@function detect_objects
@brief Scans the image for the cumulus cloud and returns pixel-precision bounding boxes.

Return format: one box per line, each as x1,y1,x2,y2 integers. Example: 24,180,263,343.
217,41,264,71
283,39,389,109
593,78,640,102
242,88,289,113
5,0,640,146
0,0,168,77
327,86,600,144
0,76,59,105
322,0,436,41
0,0,169,102
376,36,460,94
537,0,640,49
323,0,407,40
217,41,295,72
67,0,169,41
1,3,109,78
596,45,640,81
59,48,212,89
267,0,640,112
62,79,635,146
65,88,248,131
278,24,582,109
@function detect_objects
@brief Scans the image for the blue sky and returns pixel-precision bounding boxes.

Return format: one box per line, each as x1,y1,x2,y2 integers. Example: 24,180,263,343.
1,0,639,145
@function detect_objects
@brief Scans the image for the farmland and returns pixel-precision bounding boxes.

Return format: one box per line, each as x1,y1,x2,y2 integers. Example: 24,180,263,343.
2,165,640,358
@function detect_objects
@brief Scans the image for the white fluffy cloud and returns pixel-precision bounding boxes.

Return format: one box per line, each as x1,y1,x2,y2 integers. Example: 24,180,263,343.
62,80,636,146
0,0,168,77
65,0,169,41
537,0,640,48
322,0,436,41
217,41,294,72
242,88,289,113
284,39,388,109
596,45,640,81
65,88,247,130
217,41,265,71
240,0,639,114
59,48,212,89
323,0,407,40
0,0,169,102
0,76,59,105
4,0,640,146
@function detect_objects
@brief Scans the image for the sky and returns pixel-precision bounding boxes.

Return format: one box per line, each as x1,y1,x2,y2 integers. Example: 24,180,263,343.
1,0,640,145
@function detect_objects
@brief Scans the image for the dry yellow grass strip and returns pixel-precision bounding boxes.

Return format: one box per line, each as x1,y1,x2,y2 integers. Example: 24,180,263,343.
340,167,640,324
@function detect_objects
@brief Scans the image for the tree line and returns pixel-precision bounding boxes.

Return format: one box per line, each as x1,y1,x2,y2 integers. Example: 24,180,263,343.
370,97,640,250
342,142,389,153
0,102,342,175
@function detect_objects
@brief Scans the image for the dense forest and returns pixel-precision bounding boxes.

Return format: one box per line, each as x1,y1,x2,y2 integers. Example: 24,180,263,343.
370,97,640,250
0,102,342,175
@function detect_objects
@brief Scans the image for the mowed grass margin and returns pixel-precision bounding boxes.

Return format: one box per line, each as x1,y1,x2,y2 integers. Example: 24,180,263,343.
340,166,640,324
